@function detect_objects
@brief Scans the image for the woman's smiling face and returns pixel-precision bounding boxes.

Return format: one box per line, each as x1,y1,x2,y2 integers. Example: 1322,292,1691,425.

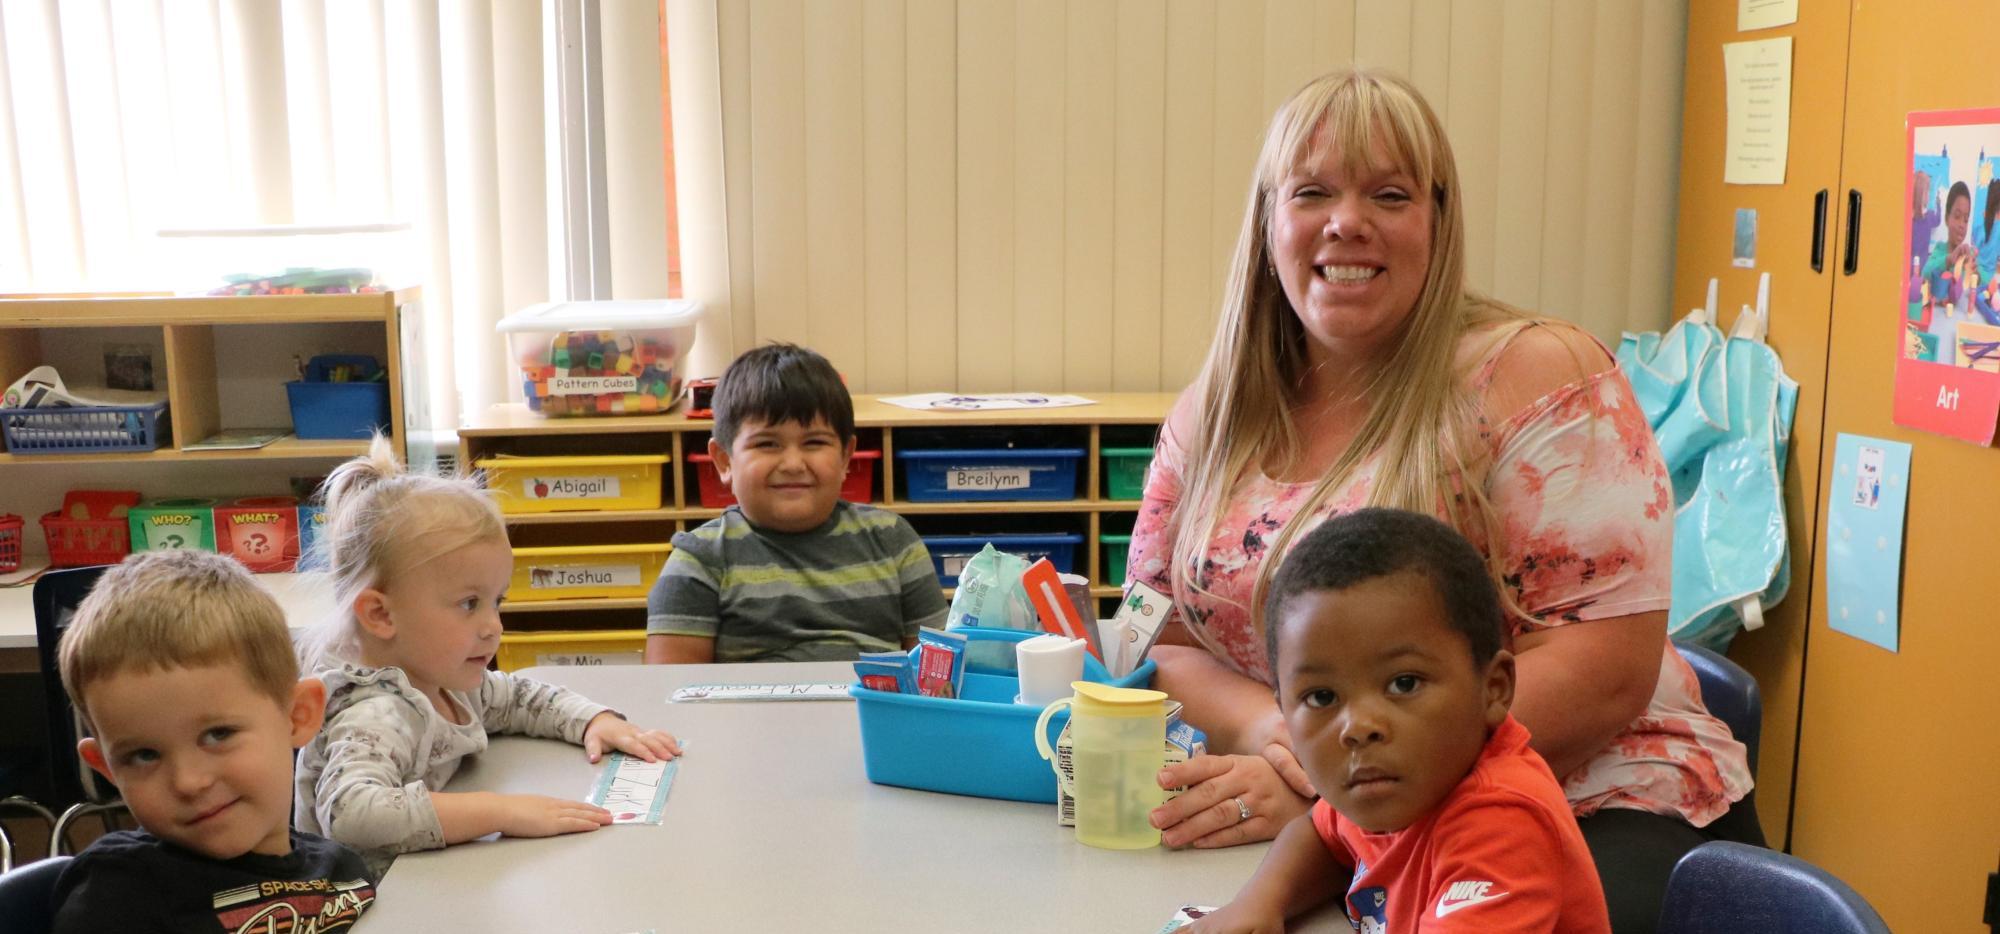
1268,130,1435,368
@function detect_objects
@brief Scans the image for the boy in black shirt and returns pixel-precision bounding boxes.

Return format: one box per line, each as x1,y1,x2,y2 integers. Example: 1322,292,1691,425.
50,550,377,932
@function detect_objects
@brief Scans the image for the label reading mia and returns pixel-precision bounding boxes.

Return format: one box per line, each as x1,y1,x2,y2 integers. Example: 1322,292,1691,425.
551,375,638,396
528,563,641,590
525,475,621,499
537,651,642,667
945,467,1031,492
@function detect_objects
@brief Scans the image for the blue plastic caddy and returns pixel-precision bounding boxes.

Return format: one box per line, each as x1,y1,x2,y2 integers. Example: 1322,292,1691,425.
851,627,1156,803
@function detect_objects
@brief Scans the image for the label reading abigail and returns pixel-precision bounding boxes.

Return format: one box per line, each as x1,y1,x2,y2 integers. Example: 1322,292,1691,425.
525,476,622,500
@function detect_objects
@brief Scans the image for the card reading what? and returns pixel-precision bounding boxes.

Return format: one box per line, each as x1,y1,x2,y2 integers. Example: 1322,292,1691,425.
588,752,681,825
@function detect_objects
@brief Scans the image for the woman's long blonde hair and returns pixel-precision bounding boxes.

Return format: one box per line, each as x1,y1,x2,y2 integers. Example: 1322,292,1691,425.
1167,69,1529,655
298,434,507,671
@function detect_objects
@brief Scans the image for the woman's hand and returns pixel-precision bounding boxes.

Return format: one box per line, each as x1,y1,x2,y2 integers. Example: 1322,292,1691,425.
1151,750,1316,848
583,711,682,763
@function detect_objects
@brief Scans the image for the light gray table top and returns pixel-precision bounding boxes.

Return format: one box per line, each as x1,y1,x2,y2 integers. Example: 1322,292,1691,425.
358,662,1342,933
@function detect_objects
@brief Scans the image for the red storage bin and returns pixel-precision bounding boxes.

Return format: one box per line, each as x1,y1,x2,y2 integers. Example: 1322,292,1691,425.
41,490,142,567
0,514,22,572
687,449,879,508
214,496,302,573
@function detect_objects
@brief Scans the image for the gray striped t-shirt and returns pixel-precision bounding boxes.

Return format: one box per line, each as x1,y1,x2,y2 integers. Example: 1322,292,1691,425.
646,501,948,661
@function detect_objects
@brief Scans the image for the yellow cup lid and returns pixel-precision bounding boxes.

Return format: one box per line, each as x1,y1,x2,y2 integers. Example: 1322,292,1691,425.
1071,681,1168,717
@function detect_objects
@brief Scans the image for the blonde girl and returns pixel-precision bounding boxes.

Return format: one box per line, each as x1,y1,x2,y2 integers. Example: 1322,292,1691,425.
294,437,679,872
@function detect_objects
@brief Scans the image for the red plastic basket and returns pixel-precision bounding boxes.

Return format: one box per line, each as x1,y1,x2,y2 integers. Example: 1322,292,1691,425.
0,514,22,573
41,490,141,567
688,449,879,509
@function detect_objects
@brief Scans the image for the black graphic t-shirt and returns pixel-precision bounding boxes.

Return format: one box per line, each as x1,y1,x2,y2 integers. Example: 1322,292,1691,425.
52,829,377,934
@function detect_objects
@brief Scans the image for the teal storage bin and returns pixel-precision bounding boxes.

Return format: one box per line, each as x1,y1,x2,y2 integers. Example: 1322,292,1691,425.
851,627,1156,803
1101,533,1131,586
1101,447,1154,501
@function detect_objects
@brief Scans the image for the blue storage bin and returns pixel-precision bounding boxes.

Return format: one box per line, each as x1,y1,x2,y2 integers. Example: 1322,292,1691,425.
0,402,168,454
895,448,1085,502
285,354,390,440
851,627,1156,802
922,532,1082,587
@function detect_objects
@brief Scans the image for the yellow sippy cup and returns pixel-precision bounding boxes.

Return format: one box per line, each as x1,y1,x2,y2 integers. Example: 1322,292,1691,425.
1033,681,1169,849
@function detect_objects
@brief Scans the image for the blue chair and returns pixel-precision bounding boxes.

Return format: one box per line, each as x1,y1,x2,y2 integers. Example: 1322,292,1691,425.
1659,841,1890,933
31,567,128,853
1675,642,1760,774
0,854,72,933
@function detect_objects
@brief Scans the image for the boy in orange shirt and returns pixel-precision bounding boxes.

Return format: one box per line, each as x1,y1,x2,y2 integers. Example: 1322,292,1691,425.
1190,508,1609,933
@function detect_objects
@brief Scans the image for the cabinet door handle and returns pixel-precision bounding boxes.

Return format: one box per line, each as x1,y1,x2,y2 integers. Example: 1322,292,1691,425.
1810,188,1828,272
1843,189,1863,275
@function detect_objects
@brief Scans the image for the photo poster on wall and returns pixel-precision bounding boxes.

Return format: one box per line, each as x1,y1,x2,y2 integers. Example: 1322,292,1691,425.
1894,109,2000,443
1825,434,1912,653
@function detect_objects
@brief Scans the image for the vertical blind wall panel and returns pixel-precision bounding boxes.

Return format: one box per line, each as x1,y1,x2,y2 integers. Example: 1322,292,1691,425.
858,0,908,392
903,0,957,391
704,0,1686,392
1158,0,1214,389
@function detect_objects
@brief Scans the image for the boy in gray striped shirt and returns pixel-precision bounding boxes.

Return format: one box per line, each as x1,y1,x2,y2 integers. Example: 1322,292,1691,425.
645,344,947,663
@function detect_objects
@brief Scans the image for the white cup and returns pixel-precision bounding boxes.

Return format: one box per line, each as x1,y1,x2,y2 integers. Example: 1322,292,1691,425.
1016,634,1086,706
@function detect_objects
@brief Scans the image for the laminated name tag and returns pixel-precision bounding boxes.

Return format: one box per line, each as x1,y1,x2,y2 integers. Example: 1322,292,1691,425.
669,682,853,702
588,752,680,825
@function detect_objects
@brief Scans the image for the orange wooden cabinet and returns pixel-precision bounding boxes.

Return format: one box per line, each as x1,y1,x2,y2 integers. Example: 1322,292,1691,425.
1674,3,2000,931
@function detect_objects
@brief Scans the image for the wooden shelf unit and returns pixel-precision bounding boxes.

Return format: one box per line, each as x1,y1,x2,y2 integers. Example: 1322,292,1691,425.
0,289,420,463
461,393,1171,632
0,290,421,562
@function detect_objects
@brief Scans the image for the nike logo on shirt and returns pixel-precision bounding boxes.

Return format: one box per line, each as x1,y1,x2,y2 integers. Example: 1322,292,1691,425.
1435,880,1510,917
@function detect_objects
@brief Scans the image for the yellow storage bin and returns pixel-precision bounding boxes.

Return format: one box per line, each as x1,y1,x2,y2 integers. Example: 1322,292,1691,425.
496,630,646,671
476,454,669,514
507,543,671,602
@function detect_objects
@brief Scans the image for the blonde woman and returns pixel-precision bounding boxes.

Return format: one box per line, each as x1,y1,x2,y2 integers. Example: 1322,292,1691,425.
1126,70,1759,932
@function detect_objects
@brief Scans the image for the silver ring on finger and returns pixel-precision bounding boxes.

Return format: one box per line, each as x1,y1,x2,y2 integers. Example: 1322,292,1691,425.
1233,796,1252,823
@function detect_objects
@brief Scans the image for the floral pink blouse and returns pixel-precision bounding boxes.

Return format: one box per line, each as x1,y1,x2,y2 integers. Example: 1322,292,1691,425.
1128,324,1753,827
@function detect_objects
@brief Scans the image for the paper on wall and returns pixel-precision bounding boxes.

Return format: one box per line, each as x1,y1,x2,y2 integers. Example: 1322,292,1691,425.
1723,37,1793,185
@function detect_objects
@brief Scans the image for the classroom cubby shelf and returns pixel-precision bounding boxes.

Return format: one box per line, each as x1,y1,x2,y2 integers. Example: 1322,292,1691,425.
461,393,1171,635
0,289,420,465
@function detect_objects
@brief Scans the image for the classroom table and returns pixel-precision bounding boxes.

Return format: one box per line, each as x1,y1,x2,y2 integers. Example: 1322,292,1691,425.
358,662,1345,933
0,570,331,672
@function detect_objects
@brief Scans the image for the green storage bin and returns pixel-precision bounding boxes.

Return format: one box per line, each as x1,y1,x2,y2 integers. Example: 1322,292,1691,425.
1101,533,1132,586
128,498,218,552
1102,447,1154,501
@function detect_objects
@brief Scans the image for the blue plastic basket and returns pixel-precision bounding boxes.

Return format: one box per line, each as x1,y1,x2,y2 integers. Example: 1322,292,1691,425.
851,627,1156,803
895,448,1085,502
921,532,1083,587
0,402,168,454
285,354,390,440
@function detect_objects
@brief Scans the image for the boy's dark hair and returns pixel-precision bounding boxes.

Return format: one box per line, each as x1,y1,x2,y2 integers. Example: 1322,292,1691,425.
711,343,854,449
1264,508,1504,670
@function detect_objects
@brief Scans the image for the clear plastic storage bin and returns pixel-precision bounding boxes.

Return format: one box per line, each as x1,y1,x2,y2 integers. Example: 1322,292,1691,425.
153,222,412,296
497,300,704,417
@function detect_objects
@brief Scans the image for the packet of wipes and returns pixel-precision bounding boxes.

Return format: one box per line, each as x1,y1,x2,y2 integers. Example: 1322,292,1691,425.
914,628,968,699
853,650,912,694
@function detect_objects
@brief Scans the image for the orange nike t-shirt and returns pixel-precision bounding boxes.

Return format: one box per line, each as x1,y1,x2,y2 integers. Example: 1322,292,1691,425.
1310,715,1611,933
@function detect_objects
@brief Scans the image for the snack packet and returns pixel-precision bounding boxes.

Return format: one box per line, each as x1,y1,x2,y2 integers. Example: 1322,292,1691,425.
914,628,969,699
853,650,912,694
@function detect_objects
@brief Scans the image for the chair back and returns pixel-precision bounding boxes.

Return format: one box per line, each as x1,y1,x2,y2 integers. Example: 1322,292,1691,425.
1674,642,1761,774
0,855,73,933
1659,841,1891,933
31,567,112,806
